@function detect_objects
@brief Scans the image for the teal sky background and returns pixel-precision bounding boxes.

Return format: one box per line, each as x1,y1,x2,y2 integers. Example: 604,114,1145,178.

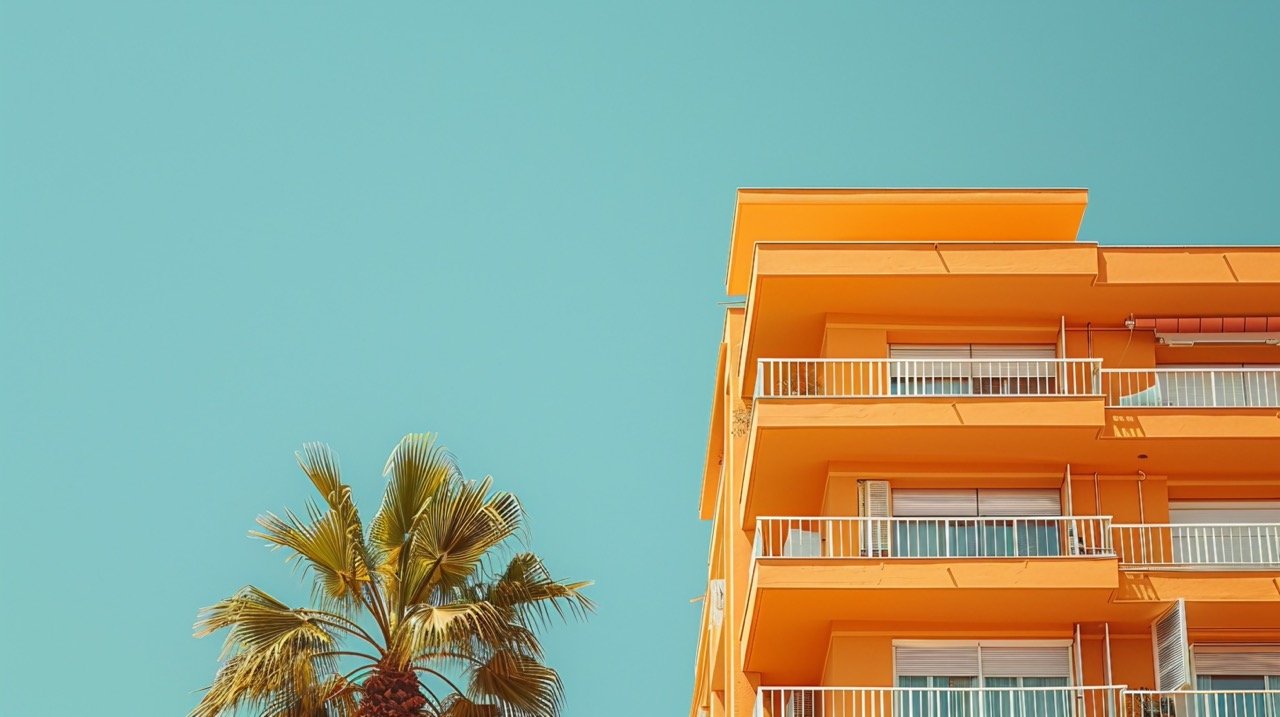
2,3,1279,715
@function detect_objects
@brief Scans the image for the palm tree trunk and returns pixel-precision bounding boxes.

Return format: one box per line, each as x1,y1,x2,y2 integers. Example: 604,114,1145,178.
359,666,427,717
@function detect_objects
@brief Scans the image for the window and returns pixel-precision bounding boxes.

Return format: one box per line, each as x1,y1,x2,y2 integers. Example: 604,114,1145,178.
888,345,1059,396
1157,364,1280,407
891,489,1062,558
894,643,1072,717
1192,646,1280,716
1169,502,1280,566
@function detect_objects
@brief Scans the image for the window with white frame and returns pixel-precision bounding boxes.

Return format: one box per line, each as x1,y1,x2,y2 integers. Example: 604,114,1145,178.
861,482,1064,558
894,642,1074,716
888,345,1059,396
1156,364,1280,407
1169,501,1280,566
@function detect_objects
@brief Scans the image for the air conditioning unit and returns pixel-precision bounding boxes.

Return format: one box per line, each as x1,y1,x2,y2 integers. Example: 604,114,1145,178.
708,579,725,630
783,529,822,557
784,691,816,717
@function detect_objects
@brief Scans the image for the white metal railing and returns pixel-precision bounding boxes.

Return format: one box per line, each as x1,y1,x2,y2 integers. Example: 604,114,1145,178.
1124,690,1280,717
1113,524,1280,570
754,516,1115,560
1102,368,1280,408
755,686,1126,717
756,358,1102,399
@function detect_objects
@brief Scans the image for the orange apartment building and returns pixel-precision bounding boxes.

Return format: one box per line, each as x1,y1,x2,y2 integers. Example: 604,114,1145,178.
688,189,1280,717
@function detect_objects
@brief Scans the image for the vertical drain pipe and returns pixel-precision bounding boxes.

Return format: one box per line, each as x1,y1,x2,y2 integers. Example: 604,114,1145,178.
1104,623,1114,686
1074,624,1086,711
1137,471,1147,524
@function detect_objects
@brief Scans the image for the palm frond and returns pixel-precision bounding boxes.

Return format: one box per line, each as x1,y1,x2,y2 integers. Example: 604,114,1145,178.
252,503,370,611
371,433,457,556
190,589,343,717
195,586,338,656
296,443,371,558
391,600,510,667
467,650,563,717
437,694,502,717
261,673,360,717
487,553,594,629
402,478,523,605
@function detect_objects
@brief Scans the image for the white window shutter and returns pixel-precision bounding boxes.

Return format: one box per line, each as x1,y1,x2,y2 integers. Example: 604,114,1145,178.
970,344,1058,359
892,489,979,517
894,646,981,677
977,489,1063,517
860,480,891,557
889,345,972,359
1153,600,1191,690
981,646,1072,678
1193,645,1280,675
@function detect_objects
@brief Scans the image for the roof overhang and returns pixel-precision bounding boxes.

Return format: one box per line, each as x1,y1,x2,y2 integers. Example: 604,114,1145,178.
727,188,1089,294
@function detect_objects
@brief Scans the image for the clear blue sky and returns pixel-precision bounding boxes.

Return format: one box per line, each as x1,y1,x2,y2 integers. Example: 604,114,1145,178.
2,3,1278,715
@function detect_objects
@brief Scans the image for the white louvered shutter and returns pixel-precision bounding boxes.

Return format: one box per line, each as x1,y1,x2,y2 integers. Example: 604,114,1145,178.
892,490,979,517
889,345,972,359
894,646,981,676
1153,601,1191,690
977,489,1062,517
1170,501,1280,524
971,345,1057,358
860,480,891,557
1193,646,1280,675
981,646,1073,678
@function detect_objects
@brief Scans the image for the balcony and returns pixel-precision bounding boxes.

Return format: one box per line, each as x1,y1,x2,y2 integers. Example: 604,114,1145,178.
755,516,1115,562
756,686,1125,717
742,518,1121,681
1114,523,1280,571
756,358,1102,399
753,688,1280,717
1124,691,1280,717
1103,368,1280,408
743,361,1107,517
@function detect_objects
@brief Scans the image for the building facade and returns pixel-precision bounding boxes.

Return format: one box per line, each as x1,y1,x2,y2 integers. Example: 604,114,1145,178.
688,189,1280,717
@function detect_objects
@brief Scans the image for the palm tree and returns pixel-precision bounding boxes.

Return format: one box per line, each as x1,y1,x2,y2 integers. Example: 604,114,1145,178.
192,433,592,717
